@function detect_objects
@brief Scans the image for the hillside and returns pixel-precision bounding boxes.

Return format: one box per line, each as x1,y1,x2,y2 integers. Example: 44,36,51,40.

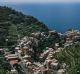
0,6,49,47
53,43,80,74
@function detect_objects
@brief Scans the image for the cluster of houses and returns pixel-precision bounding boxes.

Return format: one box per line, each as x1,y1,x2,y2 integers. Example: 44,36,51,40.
65,29,80,46
1,29,80,74
0,48,18,74
14,34,64,74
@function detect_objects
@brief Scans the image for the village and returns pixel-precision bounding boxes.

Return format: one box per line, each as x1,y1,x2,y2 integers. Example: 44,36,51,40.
0,29,80,74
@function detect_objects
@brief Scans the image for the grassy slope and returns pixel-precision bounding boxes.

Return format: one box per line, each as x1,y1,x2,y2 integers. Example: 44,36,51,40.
0,6,48,46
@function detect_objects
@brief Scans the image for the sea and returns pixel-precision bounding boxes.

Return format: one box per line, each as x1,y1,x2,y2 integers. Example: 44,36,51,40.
0,3,80,33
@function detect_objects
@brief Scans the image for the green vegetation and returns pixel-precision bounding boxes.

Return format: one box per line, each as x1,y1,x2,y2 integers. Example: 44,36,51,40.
0,6,48,47
37,32,60,52
53,43,80,74
30,32,61,61
0,51,11,74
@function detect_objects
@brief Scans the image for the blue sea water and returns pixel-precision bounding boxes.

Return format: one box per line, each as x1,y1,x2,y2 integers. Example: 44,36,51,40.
0,3,80,32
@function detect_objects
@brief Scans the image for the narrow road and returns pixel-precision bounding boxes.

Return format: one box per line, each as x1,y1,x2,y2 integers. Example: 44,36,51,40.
17,52,28,74
19,62,28,74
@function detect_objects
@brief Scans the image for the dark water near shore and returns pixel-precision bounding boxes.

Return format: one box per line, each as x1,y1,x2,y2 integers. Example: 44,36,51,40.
0,3,80,32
